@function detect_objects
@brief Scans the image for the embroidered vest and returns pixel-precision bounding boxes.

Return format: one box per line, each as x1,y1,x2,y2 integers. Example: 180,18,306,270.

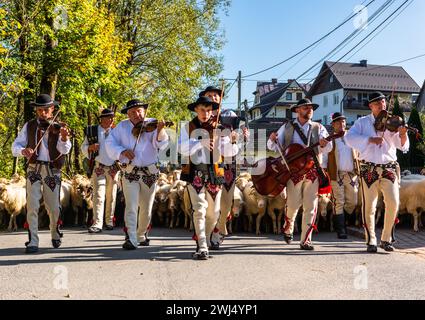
181,117,224,184
26,119,66,169
283,120,322,163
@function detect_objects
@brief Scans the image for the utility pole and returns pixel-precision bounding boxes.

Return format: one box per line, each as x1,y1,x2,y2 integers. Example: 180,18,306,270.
237,70,242,116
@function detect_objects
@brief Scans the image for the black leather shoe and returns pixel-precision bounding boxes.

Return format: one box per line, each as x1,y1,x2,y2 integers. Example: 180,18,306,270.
192,251,209,260
122,240,137,250
367,245,378,253
300,243,314,251
139,239,150,246
105,225,114,231
209,242,220,250
52,239,62,249
284,234,293,244
25,246,39,254
379,241,395,252
25,241,30,247
88,227,102,234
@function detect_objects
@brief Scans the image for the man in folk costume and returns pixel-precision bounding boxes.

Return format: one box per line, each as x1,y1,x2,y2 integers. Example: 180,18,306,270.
267,98,332,250
81,108,120,233
345,92,409,253
179,96,239,260
105,99,169,250
327,112,359,239
199,86,249,249
12,94,71,254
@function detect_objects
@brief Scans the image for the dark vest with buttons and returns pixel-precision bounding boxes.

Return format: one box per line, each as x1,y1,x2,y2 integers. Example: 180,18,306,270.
26,119,66,169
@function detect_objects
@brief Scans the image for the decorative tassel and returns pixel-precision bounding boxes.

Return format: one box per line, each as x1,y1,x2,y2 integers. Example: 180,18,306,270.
192,234,198,241
24,221,29,230
318,185,332,195
213,227,219,233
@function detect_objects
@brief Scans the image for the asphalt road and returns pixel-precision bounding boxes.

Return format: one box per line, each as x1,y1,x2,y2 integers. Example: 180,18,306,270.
0,227,424,300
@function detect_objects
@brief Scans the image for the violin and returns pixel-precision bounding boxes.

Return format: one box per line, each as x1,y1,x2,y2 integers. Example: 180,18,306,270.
38,118,66,133
374,110,422,139
131,119,174,138
251,131,344,197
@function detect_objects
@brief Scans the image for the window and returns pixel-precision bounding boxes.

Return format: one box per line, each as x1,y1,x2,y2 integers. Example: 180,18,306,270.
286,92,293,101
296,92,303,101
333,93,339,105
330,75,334,83
324,95,328,107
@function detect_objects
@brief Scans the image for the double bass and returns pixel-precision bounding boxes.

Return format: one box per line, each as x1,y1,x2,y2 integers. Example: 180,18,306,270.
251,132,344,197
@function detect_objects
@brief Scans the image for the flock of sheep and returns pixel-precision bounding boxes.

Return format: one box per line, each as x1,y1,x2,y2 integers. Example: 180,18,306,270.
1,169,425,235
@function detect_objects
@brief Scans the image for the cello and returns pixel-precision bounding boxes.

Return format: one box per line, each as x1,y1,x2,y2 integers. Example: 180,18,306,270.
251,131,344,197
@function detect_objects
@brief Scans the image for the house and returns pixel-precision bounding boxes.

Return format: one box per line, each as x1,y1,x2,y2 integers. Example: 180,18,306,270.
308,60,421,125
246,79,309,150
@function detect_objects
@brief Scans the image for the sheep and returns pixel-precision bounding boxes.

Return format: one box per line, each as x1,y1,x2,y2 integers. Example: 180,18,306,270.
181,185,193,231
399,179,425,232
70,174,93,226
0,183,26,232
152,184,172,226
168,180,187,229
241,181,267,235
267,189,286,234
227,186,244,234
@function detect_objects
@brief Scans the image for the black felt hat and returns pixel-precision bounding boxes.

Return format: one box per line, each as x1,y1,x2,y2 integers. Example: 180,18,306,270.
368,92,387,104
198,86,223,98
188,96,220,112
99,108,115,118
290,98,319,112
120,99,148,114
30,94,59,107
331,112,347,123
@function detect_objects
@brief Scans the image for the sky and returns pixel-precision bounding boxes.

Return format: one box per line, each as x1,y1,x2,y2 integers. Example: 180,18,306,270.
217,0,425,110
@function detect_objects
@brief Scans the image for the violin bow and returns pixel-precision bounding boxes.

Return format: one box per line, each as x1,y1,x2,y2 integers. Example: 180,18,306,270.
26,108,62,165
129,106,150,165
381,82,397,137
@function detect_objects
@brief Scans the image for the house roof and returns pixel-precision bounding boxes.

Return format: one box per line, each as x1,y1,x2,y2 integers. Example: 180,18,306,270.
309,61,421,95
249,80,307,116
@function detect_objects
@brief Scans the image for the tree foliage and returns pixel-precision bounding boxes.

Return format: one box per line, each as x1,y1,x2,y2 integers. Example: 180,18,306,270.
0,0,230,177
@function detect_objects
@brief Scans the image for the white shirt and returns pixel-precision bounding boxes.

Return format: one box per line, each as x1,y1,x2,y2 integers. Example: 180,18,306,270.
105,119,169,167
345,114,409,164
335,136,354,172
12,121,72,160
267,118,333,155
178,121,239,163
81,125,116,166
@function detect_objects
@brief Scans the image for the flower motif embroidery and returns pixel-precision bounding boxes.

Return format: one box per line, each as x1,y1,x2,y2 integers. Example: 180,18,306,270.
206,183,220,201
95,166,105,177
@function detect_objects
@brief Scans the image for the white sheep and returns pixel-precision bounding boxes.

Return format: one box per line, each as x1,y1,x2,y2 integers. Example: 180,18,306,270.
267,189,286,234
70,174,93,226
399,179,425,232
0,183,26,231
241,181,267,235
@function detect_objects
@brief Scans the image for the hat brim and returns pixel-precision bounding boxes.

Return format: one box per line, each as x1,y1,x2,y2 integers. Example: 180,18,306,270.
199,89,223,98
99,113,115,118
120,103,148,114
290,103,319,112
368,95,387,104
30,101,59,107
331,116,347,123
188,101,220,112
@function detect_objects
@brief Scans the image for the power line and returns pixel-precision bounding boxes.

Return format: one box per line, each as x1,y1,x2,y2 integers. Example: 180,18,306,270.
241,0,376,79
344,0,415,62
299,0,397,81
296,0,396,82
253,1,415,119
277,0,371,80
